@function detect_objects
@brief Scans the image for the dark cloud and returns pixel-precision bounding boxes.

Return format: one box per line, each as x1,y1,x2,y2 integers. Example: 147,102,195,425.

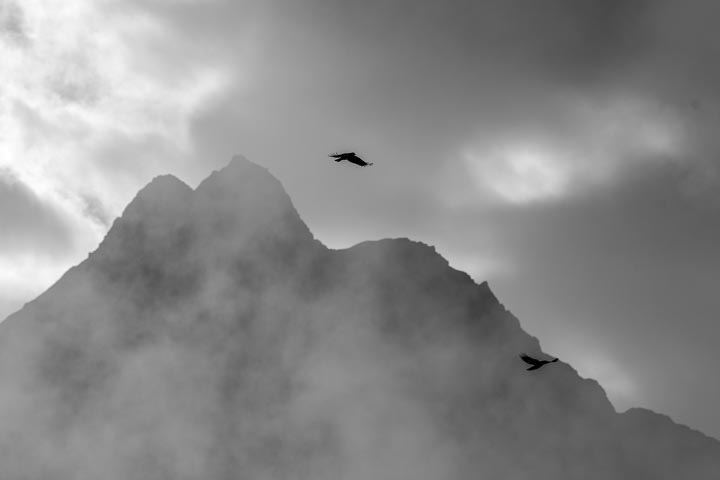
463,161,720,435
171,0,714,195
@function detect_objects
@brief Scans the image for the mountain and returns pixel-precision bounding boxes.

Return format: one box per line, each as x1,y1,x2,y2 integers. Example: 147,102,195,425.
0,156,717,479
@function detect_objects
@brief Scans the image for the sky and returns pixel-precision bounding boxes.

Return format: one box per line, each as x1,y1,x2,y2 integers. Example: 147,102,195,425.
1,0,719,438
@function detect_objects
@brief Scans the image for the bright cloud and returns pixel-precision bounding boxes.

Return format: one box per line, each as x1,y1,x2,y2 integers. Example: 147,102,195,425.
462,96,686,204
0,0,229,210
0,0,231,320
0,253,71,316
465,144,569,204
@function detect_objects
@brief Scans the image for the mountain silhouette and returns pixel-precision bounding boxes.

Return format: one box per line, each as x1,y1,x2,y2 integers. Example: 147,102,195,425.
0,155,718,479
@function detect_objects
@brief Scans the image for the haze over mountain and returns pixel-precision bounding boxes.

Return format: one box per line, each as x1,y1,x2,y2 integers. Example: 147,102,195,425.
0,157,717,479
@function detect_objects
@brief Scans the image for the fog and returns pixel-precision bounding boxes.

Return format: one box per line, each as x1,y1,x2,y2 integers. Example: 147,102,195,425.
0,158,716,479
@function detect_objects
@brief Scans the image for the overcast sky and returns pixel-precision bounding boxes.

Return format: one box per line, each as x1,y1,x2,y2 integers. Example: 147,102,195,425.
2,0,720,438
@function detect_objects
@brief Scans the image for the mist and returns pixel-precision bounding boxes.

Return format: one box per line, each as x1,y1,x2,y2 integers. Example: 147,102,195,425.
0,158,716,479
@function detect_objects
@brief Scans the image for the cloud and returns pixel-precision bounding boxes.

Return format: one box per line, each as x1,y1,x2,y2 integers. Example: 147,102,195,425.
0,168,96,319
460,95,686,204
0,0,29,46
454,160,720,435
0,168,74,254
2,0,720,440
0,0,231,221
0,0,234,318
1,161,717,479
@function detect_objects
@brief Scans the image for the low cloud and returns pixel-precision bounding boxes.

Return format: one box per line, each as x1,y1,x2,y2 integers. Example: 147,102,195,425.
2,0,720,439
0,160,717,478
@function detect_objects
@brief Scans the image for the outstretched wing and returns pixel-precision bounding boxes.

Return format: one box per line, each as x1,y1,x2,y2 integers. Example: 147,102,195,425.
519,353,541,366
329,152,372,166
347,154,372,166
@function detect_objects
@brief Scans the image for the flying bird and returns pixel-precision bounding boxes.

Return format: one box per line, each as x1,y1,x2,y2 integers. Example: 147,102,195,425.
329,152,373,167
519,353,558,371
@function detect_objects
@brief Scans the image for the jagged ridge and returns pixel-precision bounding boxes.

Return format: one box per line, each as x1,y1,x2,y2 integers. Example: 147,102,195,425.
0,157,717,480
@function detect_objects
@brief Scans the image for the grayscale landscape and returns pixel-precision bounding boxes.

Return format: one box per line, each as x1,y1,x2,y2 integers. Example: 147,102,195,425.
4,1,720,477
0,158,717,479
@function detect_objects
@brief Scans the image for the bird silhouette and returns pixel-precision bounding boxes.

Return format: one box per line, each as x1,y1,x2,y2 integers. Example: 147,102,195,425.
329,152,373,167
519,353,558,371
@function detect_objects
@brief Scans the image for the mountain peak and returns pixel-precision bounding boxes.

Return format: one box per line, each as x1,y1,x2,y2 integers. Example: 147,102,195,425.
118,173,193,223
1,155,718,479
229,153,260,169
136,174,191,199
192,155,316,249
195,154,274,193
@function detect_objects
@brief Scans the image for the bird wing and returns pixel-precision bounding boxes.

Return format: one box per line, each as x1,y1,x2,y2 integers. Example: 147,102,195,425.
519,353,541,366
347,155,367,166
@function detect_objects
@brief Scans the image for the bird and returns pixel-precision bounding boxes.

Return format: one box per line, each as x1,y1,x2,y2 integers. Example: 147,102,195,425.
329,152,373,167
519,353,558,371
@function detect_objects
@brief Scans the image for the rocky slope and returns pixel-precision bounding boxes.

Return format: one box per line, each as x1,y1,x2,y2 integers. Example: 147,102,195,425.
0,157,717,479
